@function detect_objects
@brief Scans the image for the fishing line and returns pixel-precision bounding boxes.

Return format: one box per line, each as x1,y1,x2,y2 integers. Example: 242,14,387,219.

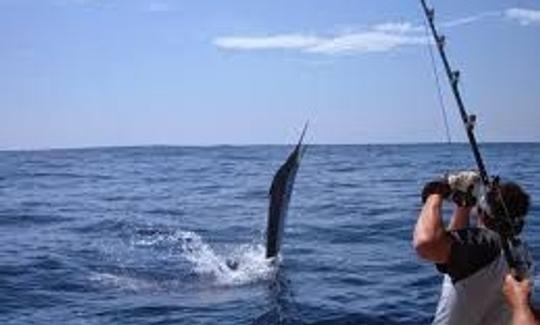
423,19,452,145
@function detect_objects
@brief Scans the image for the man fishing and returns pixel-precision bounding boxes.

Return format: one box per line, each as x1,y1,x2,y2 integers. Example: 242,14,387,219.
413,170,531,324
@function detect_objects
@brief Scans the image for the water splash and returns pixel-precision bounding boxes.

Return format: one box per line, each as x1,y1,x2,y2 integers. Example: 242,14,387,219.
179,231,277,286
130,228,277,286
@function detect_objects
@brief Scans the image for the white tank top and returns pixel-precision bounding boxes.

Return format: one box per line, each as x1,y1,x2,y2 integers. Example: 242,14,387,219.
432,254,511,325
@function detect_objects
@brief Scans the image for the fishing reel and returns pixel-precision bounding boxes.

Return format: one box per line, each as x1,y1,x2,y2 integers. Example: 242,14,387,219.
477,177,532,279
477,177,523,236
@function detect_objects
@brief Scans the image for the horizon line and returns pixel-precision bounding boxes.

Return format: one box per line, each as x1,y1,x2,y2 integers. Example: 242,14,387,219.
2,141,540,153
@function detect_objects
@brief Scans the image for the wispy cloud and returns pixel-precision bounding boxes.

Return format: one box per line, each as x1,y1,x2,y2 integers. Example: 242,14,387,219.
214,26,428,55
213,7,539,56
372,22,418,33
441,11,501,28
505,8,540,25
214,35,321,50
305,32,427,54
212,13,489,56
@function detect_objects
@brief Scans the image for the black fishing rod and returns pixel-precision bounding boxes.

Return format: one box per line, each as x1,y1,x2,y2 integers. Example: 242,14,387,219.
419,0,489,185
419,0,527,276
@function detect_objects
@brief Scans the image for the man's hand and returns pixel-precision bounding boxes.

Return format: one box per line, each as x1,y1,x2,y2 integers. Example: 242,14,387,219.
421,180,451,203
447,170,480,193
503,273,539,325
503,273,532,311
447,170,482,207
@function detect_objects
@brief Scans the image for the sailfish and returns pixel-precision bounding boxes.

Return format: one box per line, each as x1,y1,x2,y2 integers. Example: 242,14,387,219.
265,124,308,259
225,124,307,270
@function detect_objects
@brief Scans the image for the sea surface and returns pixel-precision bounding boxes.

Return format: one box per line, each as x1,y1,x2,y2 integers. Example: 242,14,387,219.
1,144,539,324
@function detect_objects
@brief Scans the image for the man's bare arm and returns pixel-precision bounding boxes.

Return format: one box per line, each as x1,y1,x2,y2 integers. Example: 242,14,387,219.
447,206,472,231
413,195,452,264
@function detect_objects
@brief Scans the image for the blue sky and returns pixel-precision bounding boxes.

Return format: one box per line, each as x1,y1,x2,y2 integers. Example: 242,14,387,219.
1,0,539,149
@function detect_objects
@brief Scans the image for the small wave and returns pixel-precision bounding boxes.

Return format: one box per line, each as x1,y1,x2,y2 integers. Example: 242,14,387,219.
20,200,55,208
70,219,128,234
144,208,185,217
89,272,157,291
21,171,111,180
101,194,147,202
0,212,70,226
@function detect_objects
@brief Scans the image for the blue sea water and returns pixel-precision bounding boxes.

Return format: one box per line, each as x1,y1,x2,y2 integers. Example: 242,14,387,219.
1,144,539,324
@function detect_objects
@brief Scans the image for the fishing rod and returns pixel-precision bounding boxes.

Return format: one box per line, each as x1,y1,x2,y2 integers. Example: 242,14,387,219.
419,0,488,185
419,0,528,277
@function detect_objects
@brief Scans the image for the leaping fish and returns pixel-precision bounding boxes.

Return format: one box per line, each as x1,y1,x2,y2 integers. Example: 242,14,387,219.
225,124,308,271
265,123,308,259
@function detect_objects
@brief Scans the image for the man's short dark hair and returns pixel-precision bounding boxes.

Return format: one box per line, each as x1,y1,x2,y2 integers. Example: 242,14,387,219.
488,182,530,234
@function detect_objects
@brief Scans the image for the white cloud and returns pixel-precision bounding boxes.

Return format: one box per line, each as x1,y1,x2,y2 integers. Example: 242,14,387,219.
214,24,428,55
442,11,501,28
372,22,417,33
214,34,321,50
505,8,540,25
305,32,427,54
214,8,540,56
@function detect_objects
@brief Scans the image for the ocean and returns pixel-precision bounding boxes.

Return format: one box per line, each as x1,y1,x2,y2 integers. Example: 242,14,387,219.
1,144,539,324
